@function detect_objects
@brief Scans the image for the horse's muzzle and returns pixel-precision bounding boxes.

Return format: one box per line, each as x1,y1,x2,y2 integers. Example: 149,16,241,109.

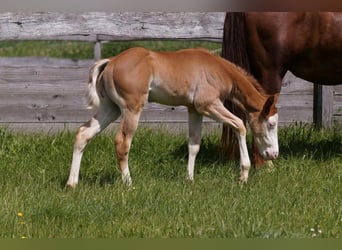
263,150,279,160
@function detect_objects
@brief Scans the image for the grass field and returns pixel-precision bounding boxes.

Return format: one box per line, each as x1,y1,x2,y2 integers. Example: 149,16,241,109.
0,40,341,238
0,40,221,59
0,124,341,238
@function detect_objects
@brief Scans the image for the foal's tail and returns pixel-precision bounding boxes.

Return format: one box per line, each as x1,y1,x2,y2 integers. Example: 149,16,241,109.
85,59,110,109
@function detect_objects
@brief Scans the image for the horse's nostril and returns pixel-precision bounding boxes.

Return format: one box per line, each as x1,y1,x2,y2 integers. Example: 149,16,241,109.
265,150,278,159
266,151,270,158
271,151,278,159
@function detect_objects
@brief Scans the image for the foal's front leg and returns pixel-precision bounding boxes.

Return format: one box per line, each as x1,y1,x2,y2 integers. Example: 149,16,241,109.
196,99,251,182
187,110,203,181
235,130,251,182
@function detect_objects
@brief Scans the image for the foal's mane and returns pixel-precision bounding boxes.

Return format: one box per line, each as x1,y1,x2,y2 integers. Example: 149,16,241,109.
214,53,266,96
234,63,266,95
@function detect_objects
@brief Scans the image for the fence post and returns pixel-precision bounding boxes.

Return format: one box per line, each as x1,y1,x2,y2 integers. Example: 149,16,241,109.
313,84,334,127
94,39,102,60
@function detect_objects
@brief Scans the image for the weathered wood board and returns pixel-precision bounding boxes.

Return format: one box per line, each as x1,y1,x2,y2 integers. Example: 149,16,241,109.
0,12,341,131
333,85,342,125
278,71,314,124
2,58,340,133
0,58,217,129
0,12,225,42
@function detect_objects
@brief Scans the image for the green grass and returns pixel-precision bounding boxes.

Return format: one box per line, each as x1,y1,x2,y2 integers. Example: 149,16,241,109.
0,41,94,59
0,40,341,238
0,40,221,59
0,124,341,238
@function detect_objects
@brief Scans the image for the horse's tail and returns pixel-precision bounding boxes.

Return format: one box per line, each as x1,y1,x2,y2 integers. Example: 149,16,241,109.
221,12,250,160
222,12,250,72
85,58,110,109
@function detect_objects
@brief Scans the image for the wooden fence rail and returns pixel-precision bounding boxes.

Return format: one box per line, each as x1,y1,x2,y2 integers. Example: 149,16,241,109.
0,12,341,132
0,12,225,60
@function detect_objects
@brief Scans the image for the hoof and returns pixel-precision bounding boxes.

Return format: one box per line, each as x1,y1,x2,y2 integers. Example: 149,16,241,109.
121,174,132,187
186,175,194,182
239,176,248,184
65,183,77,191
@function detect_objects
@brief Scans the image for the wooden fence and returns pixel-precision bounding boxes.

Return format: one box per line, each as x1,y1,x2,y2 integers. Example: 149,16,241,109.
0,12,341,132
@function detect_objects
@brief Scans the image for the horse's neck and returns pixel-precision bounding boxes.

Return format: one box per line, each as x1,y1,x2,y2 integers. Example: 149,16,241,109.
219,57,266,112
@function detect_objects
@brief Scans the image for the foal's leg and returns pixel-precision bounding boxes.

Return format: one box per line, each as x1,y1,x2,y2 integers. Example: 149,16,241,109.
235,131,250,182
66,103,120,188
197,100,251,182
114,110,141,186
187,109,203,181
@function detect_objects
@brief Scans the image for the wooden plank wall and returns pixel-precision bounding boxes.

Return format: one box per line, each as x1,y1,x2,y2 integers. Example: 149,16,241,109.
0,12,341,132
278,72,314,125
1,57,336,131
0,57,220,132
0,12,225,42
0,12,225,132
333,85,342,125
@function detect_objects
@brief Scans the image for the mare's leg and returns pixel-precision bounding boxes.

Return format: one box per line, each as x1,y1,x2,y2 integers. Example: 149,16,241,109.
187,109,203,181
66,103,120,188
114,110,141,185
197,100,251,182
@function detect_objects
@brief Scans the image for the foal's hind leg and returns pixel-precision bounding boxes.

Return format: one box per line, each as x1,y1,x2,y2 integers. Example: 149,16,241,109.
187,109,203,181
66,103,120,188
114,110,141,186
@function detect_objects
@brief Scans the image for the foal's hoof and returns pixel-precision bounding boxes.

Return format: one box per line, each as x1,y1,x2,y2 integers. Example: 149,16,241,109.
65,183,77,191
239,170,249,184
186,175,194,182
239,176,248,184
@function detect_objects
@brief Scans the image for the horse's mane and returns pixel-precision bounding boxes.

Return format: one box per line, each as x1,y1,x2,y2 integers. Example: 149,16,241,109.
181,47,266,96
231,61,266,95
213,52,266,96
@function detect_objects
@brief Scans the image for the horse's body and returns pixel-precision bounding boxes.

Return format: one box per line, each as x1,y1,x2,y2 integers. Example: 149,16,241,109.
66,47,278,188
221,12,342,165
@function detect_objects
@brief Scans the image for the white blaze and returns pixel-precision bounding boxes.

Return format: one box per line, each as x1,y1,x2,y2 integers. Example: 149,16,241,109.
255,113,279,160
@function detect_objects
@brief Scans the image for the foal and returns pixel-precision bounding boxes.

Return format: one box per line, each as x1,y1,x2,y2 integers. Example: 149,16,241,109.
66,47,278,188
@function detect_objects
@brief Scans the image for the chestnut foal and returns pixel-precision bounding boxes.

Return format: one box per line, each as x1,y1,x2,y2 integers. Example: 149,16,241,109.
66,47,278,188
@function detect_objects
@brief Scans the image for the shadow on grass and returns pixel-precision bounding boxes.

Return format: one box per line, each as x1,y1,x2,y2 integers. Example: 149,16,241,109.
171,139,227,165
168,135,240,178
278,124,342,160
170,123,342,169
60,123,342,188
60,172,119,190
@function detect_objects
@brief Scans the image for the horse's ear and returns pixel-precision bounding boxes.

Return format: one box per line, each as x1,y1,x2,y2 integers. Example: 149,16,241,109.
262,95,276,117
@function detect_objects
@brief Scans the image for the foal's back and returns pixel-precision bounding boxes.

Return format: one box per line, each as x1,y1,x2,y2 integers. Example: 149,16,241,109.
106,47,239,107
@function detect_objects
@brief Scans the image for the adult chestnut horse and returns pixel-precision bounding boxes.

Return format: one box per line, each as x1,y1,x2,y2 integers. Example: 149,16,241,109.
221,12,342,166
66,47,278,188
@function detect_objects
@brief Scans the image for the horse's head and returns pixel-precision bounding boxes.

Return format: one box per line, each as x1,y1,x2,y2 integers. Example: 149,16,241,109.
249,95,279,160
